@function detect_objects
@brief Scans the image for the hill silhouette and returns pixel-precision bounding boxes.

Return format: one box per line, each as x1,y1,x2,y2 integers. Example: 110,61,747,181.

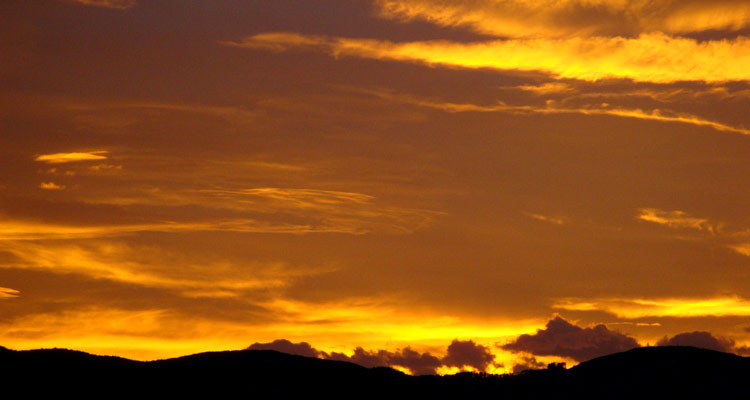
1,345,748,398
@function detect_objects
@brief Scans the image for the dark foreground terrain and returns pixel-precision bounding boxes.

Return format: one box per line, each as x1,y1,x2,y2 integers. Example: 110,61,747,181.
1,345,748,398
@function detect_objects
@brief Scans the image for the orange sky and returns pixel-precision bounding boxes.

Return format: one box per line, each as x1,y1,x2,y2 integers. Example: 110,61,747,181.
2,0,750,374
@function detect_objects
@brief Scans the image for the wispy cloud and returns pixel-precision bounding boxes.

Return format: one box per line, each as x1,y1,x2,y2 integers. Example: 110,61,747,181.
0,286,20,299
0,219,385,242
523,212,566,225
375,0,750,38
355,88,750,135
35,151,108,164
67,0,136,10
39,182,65,190
225,32,750,83
86,187,441,235
554,296,750,318
0,240,319,298
729,243,750,257
513,82,575,95
637,208,718,232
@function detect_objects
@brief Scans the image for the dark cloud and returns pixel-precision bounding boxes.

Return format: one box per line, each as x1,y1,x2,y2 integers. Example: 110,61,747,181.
512,355,545,374
387,347,444,376
247,339,321,358
442,339,497,371
247,339,499,375
326,346,443,375
501,316,641,361
734,345,750,356
656,331,735,353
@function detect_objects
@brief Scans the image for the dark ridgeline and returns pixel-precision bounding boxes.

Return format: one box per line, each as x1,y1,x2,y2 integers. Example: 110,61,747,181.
1,345,749,398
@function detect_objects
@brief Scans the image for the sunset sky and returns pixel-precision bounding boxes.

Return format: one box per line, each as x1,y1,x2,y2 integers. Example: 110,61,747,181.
3,0,750,375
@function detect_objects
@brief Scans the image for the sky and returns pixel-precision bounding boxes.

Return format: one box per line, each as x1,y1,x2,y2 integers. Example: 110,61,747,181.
2,0,750,375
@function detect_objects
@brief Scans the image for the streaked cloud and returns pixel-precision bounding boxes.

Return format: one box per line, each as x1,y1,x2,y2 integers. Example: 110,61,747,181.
554,296,750,318
0,240,318,298
227,32,750,83
39,182,65,190
86,187,441,235
0,286,20,299
63,101,263,127
514,82,575,95
523,212,566,225
68,0,136,10
637,208,717,232
35,151,108,164
0,219,381,242
728,244,750,257
375,0,750,38
358,88,750,135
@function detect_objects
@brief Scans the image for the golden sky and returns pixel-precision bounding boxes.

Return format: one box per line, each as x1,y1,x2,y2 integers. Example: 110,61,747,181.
2,0,750,374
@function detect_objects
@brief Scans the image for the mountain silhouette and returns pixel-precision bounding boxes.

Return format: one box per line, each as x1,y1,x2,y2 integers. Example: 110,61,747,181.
2,345,748,398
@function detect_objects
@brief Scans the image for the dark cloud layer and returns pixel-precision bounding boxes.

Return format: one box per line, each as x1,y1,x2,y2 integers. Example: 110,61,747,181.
247,338,495,375
247,339,321,358
327,346,442,376
656,331,736,353
511,355,545,374
501,316,641,362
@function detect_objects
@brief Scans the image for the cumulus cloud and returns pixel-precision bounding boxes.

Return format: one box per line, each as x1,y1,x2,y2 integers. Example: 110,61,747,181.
247,339,321,358
501,316,641,361
656,331,735,353
442,339,497,371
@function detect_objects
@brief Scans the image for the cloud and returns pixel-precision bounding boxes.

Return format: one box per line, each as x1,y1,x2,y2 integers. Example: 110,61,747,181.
39,182,65,190
247,339,321,358
247,340,443,375
554,296,750,318
327,346,443,375
637,208,717,232
512,355,545,374
86,187,441,235
728,244,750,257
442,339,497,371
247,339,494,375
35,151,108,164
515,82,575,95
67,0,136,10
523,212,566,225
355,87,750,136
374,0,750,38
0,219,392,241
226,32,750,83
501,316,640,361
656,331,735,353
0,286,20,299
0,240,305,298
